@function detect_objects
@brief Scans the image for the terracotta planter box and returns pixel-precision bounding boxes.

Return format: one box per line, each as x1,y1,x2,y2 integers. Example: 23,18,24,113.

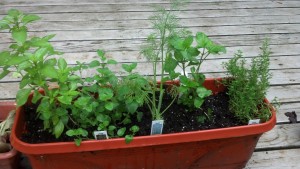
0,102,20,169
11,78,276,169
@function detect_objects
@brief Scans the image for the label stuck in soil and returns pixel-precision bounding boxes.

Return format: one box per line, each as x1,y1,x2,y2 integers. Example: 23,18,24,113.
93,131,108,140
150,120,164,135
248,119,261,125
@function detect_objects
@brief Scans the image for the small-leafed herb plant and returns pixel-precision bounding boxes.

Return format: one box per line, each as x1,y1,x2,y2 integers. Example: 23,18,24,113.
223,40,272,123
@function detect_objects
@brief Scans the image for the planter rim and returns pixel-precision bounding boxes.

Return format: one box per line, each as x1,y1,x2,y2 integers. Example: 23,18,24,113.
10,78,277,155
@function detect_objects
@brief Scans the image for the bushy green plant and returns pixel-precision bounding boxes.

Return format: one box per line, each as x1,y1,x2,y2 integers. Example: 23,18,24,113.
0,9,148,145
223,40,272,123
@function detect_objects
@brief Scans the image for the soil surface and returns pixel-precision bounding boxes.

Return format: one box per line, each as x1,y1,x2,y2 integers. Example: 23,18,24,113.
21,91,244,143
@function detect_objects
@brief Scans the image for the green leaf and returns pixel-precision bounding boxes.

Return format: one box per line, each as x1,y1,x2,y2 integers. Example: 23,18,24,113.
44,58,57,66
32,90,43,104
40,65,58,78
54,120,64,138
57,95,73,105
42,34,56,41
122,63,137,73
108,125,116,131
35,47,48,61
19,77,31,89
187,47,200,56
117,127,126,137
18,61,32,71
174,50,184,62
89,60,100,68
107,59,118,64
97,50,105,61
0,20,10,30
6,56,28,66
126,101,139,114
105,102,114,111
183,36,193,49
125,135,133,144
170,37,184,50
0,51,10,66
0,69,10,80
22,14,41,24
164,55,178,73
66,129,75,136
196,87,212,98
8,9,21,17
74,138,82,146
98,88,114,101
196,32,211,48
58,58,67,70
12,26,27,44
207,44,226,54
130,125,139,133
16,88,31,107
194,98,204,108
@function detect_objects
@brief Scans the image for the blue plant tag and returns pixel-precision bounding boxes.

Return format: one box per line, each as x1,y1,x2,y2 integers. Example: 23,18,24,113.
93,131,108,140
151,120,164,135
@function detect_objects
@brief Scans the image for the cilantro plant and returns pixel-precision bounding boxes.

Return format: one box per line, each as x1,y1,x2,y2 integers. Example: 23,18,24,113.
168,32,226,109
223,39,272,123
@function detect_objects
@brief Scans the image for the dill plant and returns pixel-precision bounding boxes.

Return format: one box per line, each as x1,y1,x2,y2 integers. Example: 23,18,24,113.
141,0,190,120
223,40,272,123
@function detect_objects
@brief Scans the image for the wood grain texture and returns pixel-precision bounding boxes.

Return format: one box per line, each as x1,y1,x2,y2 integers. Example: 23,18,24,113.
256,123,300,149
246,148,300,169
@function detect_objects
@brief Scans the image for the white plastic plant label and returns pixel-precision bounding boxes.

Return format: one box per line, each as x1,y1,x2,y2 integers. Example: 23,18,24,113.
248,119,261,125
151,120,164,135
93,131,108,140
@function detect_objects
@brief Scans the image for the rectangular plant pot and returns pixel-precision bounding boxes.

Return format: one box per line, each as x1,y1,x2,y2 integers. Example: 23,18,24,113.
11,78,276,169
0,102,20,169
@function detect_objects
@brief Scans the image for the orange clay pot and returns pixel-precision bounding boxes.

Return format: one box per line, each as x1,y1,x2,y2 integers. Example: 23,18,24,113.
11,78,276,169
0,102,20,169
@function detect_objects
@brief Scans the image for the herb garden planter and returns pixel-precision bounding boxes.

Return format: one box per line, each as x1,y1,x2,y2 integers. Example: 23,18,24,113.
11,78,276,169
0,102,20,169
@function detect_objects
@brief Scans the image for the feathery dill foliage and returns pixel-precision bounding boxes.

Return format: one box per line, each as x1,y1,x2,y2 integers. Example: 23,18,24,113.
141,0,190,120
223,39,272,123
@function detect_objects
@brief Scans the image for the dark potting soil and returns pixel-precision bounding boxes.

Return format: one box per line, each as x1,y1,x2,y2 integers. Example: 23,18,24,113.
21,92,244,144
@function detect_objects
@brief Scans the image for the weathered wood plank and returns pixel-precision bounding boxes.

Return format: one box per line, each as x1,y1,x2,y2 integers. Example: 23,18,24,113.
246,148,300,169
256,123,300,150
1,44,299,66
1,1,300,14
1,8,300,21
0,0,291,6
1,15,299,32
276,102,300,123
1,24,300,43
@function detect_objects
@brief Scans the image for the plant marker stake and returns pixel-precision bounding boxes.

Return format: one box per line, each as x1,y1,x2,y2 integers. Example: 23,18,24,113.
93,131,108,140
150,120,164,135
248,119,260,125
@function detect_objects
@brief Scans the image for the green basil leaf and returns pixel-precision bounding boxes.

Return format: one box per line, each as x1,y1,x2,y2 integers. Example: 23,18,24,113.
16,88,31,107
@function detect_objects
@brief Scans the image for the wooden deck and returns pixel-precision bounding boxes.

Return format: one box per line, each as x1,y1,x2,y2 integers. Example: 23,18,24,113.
1,0,300,168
